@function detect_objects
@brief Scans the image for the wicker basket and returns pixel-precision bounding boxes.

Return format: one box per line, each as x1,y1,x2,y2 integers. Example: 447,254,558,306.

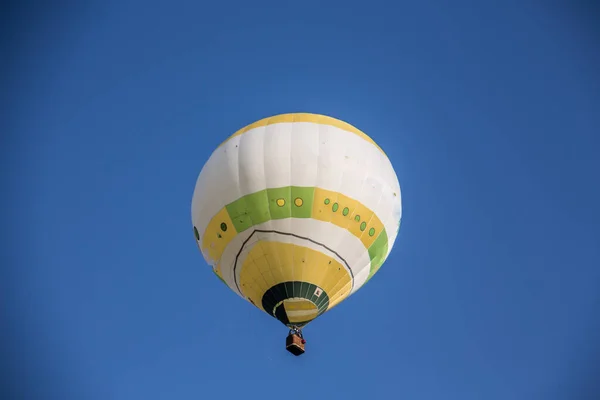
285,333,305,356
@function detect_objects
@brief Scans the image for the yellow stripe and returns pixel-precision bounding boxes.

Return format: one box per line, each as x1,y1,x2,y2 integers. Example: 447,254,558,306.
201,208,237,265
312,188,384,250
219,113,385,155
238,241,352,313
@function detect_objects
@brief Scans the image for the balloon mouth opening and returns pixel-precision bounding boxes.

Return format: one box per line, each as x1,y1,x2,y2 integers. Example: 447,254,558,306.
275,297,320,327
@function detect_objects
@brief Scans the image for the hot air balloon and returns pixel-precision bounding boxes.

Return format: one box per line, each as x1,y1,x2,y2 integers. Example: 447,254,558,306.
191,113,402,355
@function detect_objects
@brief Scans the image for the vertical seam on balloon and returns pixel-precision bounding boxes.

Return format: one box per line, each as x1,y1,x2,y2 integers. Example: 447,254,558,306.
223,139,244,298
314,128,347,312
267,125,290,306
362,154,388,280
260,121,279,296
255,124,282,309
235,133,253,300
238,132,269,305
257,126,275,307
302,123,323,327
306,138,319,305
262,121,281,298
350,145,377,291
289,117,297,303
327,124,355,304
279,137,295,303
293,123,308,305
268,125,290,309
346,148,373,294
312,122,334,316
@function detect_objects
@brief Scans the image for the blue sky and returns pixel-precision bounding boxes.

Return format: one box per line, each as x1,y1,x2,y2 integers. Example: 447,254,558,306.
4,1,599,399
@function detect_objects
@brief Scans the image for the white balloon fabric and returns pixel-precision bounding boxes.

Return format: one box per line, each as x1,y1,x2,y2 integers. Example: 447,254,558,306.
191,113,402,328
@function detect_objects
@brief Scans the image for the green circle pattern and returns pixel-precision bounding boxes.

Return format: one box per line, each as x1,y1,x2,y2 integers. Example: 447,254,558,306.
319,197,380,238
194,198,379,245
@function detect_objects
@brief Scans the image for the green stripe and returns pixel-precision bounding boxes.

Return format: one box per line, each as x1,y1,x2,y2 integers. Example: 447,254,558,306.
222,185,389,280
225,186,316,232
367,230,388,281
225,190,270,232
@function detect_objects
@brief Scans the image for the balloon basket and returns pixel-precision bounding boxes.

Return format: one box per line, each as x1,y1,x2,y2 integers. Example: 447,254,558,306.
285,332,305,356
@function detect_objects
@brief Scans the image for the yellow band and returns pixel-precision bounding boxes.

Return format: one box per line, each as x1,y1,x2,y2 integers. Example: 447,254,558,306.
219,113,385,155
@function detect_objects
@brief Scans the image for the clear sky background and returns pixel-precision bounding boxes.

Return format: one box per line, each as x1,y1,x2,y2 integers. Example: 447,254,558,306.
3,1,599,399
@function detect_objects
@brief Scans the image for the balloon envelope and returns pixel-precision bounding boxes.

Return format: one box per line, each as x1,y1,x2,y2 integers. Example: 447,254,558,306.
191,113,402,328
